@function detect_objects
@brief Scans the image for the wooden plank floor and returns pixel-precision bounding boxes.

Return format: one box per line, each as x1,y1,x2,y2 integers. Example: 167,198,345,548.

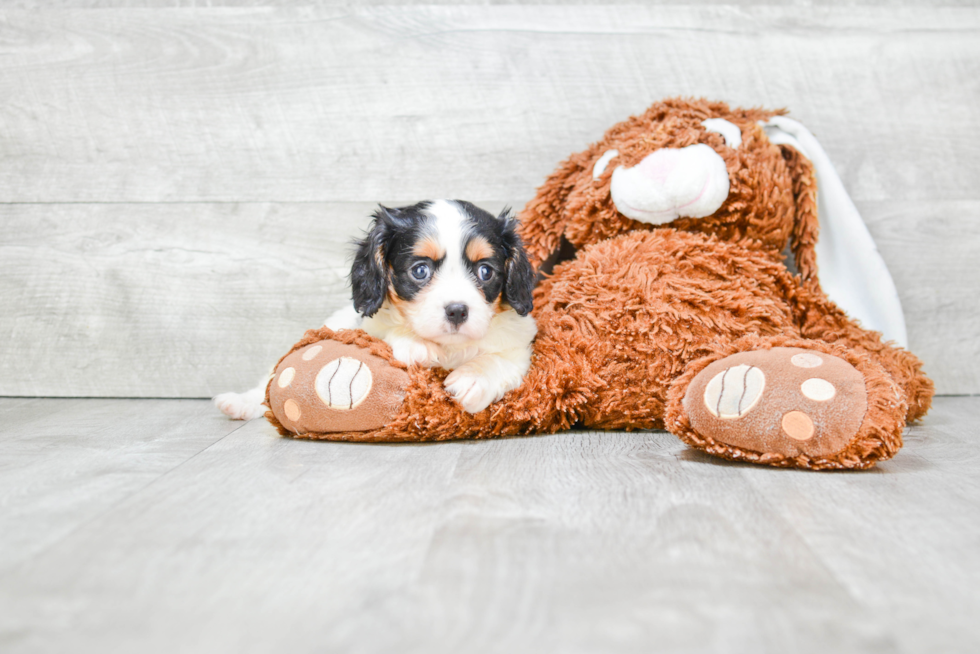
1,397,977,653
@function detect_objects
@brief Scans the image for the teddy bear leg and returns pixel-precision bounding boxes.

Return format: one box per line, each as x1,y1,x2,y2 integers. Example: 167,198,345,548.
664,339,907,470
835,334,933,424
789,281,934,423
887,350,934,423
844,336,934,423
265,328,414,440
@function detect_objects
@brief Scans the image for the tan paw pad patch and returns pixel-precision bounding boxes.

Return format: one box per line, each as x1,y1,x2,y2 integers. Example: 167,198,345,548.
267,340,411,435
283,399,302,421
683,347,868,458
781,411,814,441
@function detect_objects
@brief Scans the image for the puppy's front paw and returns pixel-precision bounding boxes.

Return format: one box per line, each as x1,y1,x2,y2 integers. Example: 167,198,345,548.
391,338,438,367
213,391,267,420
444,369,496,414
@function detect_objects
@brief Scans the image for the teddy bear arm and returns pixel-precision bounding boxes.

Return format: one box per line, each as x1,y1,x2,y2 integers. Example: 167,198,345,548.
518,153,593,269
780,144,821,286
265,323,601,442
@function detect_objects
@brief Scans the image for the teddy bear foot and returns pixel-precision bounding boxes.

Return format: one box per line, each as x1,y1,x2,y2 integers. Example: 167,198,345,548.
680,347,873,467
267,338,411,437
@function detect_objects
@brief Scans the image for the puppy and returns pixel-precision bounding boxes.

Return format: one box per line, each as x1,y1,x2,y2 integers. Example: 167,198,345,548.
215,200,537,420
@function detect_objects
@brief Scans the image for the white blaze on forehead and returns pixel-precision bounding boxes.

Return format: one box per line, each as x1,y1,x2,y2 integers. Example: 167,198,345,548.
407,200,495,343
426,199,468,276
701,118,742,149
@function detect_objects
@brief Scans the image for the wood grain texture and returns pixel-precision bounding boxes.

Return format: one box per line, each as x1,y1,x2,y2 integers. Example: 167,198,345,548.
0,398,242,571
0,202,383,397
858,200,980,395
7,0,979,7
1,199,974,397
0,6,978,203
0,5,977,397
0,396,977,653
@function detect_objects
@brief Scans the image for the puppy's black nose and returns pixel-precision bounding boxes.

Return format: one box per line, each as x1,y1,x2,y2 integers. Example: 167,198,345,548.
445,303,469,328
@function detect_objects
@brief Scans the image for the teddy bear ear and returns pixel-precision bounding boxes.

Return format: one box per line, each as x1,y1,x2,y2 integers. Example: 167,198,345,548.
517,153,591,269
762,116,908,348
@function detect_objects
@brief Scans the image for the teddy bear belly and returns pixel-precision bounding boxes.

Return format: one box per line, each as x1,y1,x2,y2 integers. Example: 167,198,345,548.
533,228,802,428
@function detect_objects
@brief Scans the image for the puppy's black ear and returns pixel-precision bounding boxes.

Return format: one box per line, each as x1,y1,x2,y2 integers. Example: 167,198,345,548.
499,208,536,316
350,206,395,318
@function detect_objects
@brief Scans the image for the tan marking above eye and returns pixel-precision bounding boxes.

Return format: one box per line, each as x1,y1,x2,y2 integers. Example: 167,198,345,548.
413,236,445,261
465,236,493,262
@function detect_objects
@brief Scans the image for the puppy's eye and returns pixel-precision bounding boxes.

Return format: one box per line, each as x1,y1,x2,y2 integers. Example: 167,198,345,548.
477,264,494,282
411,263,431,281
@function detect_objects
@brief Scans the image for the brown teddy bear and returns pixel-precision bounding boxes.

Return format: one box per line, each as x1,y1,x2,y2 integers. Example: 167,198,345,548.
265,98,933,470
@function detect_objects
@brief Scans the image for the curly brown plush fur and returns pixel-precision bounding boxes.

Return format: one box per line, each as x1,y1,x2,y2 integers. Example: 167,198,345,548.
521,99,795,269
266,98,933,470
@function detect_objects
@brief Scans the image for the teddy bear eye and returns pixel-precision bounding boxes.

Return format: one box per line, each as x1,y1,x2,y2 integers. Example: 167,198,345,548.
593,149,619,180
701,118,742,149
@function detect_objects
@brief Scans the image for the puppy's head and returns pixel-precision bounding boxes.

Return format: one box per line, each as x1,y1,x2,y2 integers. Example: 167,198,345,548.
351,200,535,344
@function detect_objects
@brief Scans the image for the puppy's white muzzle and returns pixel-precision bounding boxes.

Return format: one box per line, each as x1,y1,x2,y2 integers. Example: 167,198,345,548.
609,144,730,225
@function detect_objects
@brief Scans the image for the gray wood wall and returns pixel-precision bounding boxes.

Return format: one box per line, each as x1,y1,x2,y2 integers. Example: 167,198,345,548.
1,3,978,398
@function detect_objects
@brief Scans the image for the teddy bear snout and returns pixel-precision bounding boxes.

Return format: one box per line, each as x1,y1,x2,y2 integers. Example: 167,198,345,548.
609,143,730,225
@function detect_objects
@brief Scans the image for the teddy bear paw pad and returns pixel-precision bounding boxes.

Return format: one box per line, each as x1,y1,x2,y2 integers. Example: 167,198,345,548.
683,347,868,458
268,340,410,435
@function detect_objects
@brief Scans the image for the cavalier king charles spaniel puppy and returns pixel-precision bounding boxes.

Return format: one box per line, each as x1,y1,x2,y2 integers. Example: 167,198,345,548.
215,199,537,419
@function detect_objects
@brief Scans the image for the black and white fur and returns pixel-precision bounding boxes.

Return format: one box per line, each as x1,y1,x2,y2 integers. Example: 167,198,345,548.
214,200,537,419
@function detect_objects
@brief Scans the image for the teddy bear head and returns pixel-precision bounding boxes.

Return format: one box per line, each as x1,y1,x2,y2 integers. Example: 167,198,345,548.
518,98,820,282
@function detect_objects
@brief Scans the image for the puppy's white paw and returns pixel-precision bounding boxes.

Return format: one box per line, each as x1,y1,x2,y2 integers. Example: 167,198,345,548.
391,338,438,367
213,391,267,420
444,368,496,414
324,305,362,331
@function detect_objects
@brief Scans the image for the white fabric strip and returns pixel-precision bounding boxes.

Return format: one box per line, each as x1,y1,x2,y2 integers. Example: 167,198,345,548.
762,116,908,348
